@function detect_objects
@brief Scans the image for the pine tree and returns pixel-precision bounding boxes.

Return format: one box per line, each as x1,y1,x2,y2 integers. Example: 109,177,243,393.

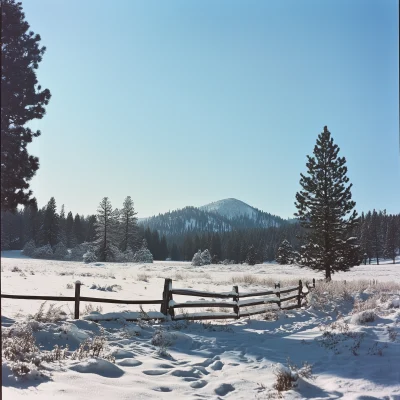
170,243,180,261
41,197,59,247
159,235,169,260
65,211,75,248
384,216,398,263
370,210,383,265
276,239,294,264
1,0,51,210
85,215,97,242
94,197,120,262
246,244,257,266
295,126,360,281
119,196,139,252
73,214,84,244
58,204,67,245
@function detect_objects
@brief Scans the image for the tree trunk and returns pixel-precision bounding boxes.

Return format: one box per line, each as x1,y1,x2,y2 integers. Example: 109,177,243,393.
325,266,331,281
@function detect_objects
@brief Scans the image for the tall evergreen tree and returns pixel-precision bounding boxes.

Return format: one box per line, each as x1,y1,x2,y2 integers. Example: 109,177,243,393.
370,210,383,265
65,211,75,248
246,244,257,266
119,196,138,252
85,215,97,242
94,197,120,262
276,239,294,264
384,216,398,264
1,0,51,210
295,126,359,281
41,197,59,246
73,214,84,244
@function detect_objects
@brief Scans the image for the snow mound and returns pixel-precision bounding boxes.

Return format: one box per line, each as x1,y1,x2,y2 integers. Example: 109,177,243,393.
69,358,124,377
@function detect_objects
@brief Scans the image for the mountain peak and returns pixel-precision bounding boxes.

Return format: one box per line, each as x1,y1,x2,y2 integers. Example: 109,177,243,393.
199,198,258,220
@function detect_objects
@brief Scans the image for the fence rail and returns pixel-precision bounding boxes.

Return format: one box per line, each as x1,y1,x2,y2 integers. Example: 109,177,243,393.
1,278,315,321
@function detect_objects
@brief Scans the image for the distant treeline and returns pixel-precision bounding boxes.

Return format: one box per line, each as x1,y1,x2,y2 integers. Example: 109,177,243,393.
1,197,399,264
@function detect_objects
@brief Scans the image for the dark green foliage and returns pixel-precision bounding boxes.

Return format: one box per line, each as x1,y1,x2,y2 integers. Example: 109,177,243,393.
384,216,398,263
276,239,294,264
119,196,138,252
73,214,84,244
246,244,257,265
41,197,59,247
85,215,97,242
295,126,359,280
65,212,75,248
1,0,51,210
94,197,120,262
170,243,180,260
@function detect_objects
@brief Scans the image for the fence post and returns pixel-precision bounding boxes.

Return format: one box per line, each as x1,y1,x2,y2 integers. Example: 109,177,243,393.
167,279,175,319
161,278,170,315
74,281,81,319
232,286,239,318
298,280,302,308
275,282,281,309
312,278,315,288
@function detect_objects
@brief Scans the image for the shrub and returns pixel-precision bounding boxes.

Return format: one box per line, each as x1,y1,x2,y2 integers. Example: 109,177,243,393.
201,249,212,265
137,272,149,282
83,250,97,263
22,240,36,257
29,302,68,323
53,242,69,260
273,360,314,393
11,266,22,272
69,242,93,261
33,244,53,259
71,328,114,362
133,248,153,263
90,283,122,292
191,250,202,266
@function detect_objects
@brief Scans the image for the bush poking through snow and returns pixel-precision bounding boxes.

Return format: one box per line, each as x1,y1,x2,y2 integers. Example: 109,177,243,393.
71,328,115,363
273,359,314,393
350,310,376,325
11,266,22,272
33,244,54,259
81,303,103,316
137,272,149,282
22,240,36,257
151,328,173,357
29,302,68,323
83,250,97,263
1,323,68,377
133,248,153,263
53,242,69,260
90,283,122,292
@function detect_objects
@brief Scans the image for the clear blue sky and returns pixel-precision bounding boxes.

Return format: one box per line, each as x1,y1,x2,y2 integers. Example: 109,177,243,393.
22,0,399,218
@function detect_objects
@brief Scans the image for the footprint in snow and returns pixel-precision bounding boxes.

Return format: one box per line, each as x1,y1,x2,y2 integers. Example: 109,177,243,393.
152,387,173,392
215,383,235,396
190,380,208,389
209,360,224,371
142,369,169,375
116,359,142,367
171,368,203,378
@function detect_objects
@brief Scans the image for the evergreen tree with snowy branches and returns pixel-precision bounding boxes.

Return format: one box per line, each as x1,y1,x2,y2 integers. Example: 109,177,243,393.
295,126,360,281
276,239,294,264
94,197,120,262
1,0,51,210
119,196,138,252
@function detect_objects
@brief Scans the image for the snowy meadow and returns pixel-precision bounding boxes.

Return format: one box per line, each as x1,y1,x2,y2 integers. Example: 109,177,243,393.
2,251,400,399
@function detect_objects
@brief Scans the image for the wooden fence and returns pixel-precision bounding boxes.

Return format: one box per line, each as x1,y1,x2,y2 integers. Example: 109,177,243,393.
1,278,315,321
162,278,315,321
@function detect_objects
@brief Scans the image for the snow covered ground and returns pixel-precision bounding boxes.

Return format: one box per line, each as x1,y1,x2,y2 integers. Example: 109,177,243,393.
2,251,400,399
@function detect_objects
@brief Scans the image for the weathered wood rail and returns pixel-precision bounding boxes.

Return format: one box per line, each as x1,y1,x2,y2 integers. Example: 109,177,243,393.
163,278,315,321
2,278,315,322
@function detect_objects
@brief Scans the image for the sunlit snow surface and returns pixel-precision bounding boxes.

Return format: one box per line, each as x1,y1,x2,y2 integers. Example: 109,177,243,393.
2,250,400,399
